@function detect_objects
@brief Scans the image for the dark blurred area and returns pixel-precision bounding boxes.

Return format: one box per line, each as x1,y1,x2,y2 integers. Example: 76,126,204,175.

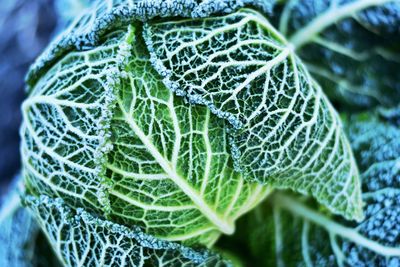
0,0,57,193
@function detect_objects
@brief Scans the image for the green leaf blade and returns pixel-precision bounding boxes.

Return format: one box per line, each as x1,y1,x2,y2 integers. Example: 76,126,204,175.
278,0,400,109
145,8,363,221
21,22,270,248
231,108,400,266
24,195,230,267
21,32,125,214
107,27,270,245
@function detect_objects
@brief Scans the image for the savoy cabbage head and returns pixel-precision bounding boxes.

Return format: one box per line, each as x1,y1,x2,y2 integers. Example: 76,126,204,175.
9,0,400,266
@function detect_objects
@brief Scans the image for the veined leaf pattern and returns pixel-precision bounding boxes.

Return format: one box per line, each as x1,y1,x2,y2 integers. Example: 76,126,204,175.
145,8,362,220
236,110,400,266
277,0,400,108
20,1,386,265
21,32,123,212
107,26,270,245
24,195,229,267
21,24,270,246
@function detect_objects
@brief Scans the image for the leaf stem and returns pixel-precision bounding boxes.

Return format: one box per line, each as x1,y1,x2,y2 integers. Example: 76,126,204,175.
289,0,392,49
272,193,400,257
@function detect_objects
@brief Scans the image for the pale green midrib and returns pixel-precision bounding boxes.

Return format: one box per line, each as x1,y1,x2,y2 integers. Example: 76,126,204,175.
273,193,400,257
306,63,383,101
329,232,346,267
289,0,393,49
116,100,235,235
109,190,195,212
301,221,312,267
273,208,284,267
312,37,370,61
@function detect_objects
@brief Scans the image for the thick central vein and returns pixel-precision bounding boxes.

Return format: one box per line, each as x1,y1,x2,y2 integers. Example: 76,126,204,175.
118,102,234,235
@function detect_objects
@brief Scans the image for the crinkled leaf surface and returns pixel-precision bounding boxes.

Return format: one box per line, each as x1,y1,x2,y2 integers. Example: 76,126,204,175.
21,14,270,246
26,0,275,86
107,26,269,244
21,31,122,213
24,195,230,267
229,109,400,266
275,0,400,109
20,0,386,265
145,8,362,220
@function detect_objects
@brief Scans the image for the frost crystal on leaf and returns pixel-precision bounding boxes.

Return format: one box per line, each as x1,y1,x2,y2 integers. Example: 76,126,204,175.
24,195,229,267
21,21,270,247
234,110,400,266
18,0,388,266
145,8,363,221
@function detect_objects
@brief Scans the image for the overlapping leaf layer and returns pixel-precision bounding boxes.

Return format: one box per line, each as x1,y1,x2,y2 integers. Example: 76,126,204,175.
21,23,269,247
19,0,388,266
24,195,229,267
145,8,362,220
230,109,400,266
275,0,400,109
107,26,269,244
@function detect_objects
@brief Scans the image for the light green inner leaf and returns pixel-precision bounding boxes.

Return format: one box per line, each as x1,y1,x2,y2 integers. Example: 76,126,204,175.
21,24,270,247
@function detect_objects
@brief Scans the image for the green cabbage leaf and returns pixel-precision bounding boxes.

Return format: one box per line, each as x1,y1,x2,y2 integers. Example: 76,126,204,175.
145,8,362,220
228,108,400,266
24,194,229,266
275,0,400,109
17,0,400,266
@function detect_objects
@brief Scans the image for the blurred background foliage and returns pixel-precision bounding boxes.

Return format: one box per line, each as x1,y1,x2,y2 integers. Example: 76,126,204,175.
0,0,92,194
0,2,89,266
0,0,56,192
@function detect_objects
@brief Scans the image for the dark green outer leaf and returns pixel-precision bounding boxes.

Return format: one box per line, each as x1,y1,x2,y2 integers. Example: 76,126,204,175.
274,0,400,109
228,108,400,266
24,195,231,267
25,0,274,90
